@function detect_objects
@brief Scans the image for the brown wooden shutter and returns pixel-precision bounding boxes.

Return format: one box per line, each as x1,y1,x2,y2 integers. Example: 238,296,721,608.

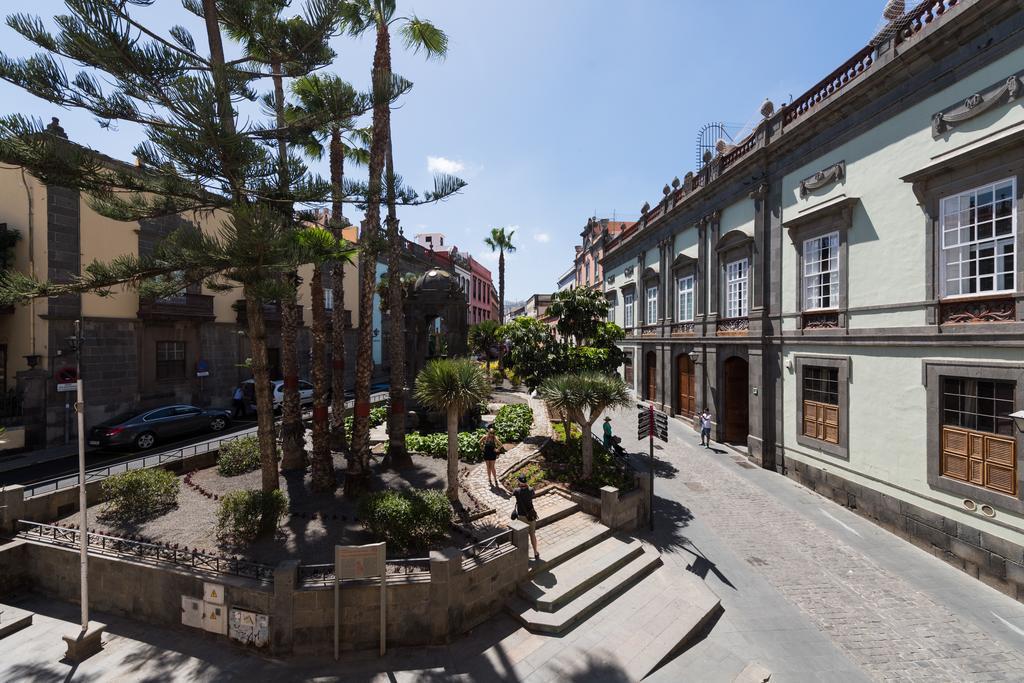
803,400,839,445
941,426,1017,496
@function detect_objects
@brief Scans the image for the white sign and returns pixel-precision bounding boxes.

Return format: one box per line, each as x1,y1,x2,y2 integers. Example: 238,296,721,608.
196,371,210,378
57,383,77,393
335,542,387,660
335,543,385,579
181,596,203,629
229,608,269,648
202,602,227,635
203,582,225,605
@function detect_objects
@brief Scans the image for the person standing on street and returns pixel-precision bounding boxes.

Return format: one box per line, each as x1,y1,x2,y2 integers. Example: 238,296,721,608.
481,427,500,487
232,384,245,418
699,408,712,448
602,416,614,451
513,474,540,561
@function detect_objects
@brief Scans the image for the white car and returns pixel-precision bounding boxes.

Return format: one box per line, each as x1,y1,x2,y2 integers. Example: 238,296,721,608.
242,379,314,411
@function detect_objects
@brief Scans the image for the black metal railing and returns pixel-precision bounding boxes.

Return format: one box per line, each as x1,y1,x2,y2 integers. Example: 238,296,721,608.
18,520,276,583
461,529,513,569
297,556,431,586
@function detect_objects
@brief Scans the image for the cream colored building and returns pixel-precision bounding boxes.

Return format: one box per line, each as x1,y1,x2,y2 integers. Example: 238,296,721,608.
602,0,1024,600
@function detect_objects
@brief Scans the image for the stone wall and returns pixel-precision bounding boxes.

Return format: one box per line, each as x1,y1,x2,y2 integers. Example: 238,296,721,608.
787,460,1024,602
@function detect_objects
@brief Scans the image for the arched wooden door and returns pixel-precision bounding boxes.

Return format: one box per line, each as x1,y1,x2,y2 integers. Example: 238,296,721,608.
676,354,696,417
645,351,657,402
723,356,749,444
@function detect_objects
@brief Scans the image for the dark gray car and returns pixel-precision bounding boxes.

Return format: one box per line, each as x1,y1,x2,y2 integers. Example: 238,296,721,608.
87,404,231,451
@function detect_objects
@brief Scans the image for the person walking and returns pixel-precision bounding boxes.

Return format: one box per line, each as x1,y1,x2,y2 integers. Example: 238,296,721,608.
602,416,614,451
512,474,540,560
232,384,245,419
699,408,712,448
481,427,500,487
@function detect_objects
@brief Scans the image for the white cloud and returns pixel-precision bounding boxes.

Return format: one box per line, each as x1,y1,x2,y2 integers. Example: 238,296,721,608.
533,232,551,243
427,156,465,174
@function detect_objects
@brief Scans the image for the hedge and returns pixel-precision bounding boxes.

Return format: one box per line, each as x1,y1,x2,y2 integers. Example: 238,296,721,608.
357,489,451,551
100,468,179,521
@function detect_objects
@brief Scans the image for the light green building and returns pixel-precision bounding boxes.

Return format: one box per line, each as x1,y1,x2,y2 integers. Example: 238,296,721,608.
602,0,1024,600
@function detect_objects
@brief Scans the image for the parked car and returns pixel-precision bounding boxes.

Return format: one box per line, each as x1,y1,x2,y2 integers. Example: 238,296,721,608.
241,379,314,412
88,405,232,451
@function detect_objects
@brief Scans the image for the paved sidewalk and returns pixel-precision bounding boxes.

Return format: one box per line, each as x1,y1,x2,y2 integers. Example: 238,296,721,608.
602,405,1024,682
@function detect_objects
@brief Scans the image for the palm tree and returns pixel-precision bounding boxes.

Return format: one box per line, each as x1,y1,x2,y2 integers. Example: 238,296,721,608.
414,359,490,501
539,372,630,479
290,74,371,489
341,0,447,488
467,319,501,367
484,227,516,372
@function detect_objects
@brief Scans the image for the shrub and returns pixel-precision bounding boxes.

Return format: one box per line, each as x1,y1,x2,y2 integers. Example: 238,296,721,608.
217,435,262,476
343,402,389,437
403,429,488,462
357,489,451,551
216,489,288,541
101,468,179,521
542,428,635,496
504,461,547,489
493,403,533,442
458,429,486,463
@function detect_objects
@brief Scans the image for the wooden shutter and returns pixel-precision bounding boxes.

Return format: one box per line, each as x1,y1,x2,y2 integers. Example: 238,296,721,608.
941,426,1017,496
803,400,839,445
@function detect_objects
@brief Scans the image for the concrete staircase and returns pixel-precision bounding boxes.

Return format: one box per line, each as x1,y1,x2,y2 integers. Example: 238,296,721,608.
507,510,722,680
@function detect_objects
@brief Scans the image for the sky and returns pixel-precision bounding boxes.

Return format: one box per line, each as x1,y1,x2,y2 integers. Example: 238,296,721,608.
0,1,885,302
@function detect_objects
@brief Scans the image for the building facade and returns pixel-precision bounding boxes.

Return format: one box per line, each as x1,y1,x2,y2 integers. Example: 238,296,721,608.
556,266,576,292
602,0,1024,599
574,218,633,289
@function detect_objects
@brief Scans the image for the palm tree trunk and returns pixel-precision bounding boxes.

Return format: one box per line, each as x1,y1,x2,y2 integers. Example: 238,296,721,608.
310,264,335,491
329,128,348,451
446,408,459,501
497,250,505,375
384,131,410,468
245,291,280,493
348,13,392,495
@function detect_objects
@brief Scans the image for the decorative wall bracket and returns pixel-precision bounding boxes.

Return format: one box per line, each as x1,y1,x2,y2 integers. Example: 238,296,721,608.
932,73,1022,139
799,161,845,198
624,266,634,278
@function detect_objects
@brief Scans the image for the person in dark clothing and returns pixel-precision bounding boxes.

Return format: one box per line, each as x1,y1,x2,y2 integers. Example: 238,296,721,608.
512,474,540,560
481,427,500,487
232,384,245,418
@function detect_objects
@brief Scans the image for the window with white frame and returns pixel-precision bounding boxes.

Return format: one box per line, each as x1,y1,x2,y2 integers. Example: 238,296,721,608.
803,232,839,310
725,258,748,318
624,292,635,327
677,275,694,322
941,178,1016,297
646,286,658,324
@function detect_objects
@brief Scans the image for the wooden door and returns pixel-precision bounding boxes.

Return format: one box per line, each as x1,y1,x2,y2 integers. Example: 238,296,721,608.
723,356,749,443
676,355,696,417
645,351,657,402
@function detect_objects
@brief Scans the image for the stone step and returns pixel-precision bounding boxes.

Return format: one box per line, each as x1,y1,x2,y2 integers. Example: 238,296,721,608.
0,604,33,640
508,546,663,634
534,496,579,529
529,513,612,578
519,535,644,612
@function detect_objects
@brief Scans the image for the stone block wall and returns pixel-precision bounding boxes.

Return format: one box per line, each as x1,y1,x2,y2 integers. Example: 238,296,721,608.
786,460,1024,603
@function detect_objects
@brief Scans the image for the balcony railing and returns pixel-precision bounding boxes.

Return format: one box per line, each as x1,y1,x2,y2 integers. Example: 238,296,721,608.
137,293,215,322
716,317,749,336
234,301,304,327
671,322,695,336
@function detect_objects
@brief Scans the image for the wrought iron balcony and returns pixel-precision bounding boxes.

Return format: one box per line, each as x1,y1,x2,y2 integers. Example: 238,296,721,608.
716,317,749,336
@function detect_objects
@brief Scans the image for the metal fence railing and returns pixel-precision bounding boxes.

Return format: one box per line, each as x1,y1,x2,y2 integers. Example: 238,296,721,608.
23,391,391,498
461,529,513,569
18,520,276,584
296,556,431,586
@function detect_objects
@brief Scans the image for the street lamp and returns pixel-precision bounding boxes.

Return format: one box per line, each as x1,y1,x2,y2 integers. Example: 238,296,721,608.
687,349,700,365
1010,410,1024,433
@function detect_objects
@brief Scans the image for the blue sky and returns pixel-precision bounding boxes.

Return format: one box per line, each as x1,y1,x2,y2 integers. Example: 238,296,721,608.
0,1,883,301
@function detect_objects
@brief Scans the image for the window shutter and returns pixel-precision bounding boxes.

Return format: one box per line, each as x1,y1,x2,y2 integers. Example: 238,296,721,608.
941,425,1017,496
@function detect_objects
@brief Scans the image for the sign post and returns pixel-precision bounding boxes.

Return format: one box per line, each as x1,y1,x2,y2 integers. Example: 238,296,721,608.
334,542,386,660
637,403,669,531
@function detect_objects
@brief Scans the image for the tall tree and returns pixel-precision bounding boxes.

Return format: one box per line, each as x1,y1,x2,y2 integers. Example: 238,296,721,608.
219,0,344,472
414,358,490,501
467,319,501,365
289,74,370,489
0,0,346,499
340,0,449,487
484,227,516,371
547,286,610,347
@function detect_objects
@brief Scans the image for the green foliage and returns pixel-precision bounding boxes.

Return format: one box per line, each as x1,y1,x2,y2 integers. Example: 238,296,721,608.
404,429,488,463
357,489,451,551
344,402,389,436
216,489,288,541
468,319,501,360
217,436,263,477
543,429,635,496
100,468,179,521
498,317,560,390
548,287,609,346
484,227,516,257
503,461,547,489
414,358,490,415
539,372,631,426
492,403,533,442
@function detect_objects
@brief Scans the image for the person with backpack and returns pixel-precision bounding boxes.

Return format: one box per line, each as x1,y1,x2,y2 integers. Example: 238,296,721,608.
512,474,540,560
699,408,713,448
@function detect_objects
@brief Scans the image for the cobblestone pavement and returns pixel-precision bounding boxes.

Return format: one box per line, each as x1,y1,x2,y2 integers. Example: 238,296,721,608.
461,393,557,538
604,405,1024,682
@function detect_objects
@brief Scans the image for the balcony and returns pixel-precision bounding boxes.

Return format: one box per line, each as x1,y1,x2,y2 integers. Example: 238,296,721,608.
137,293,215,322
670,322,695,337
716,317,749,337
234,300,304,327
939,295,1015,325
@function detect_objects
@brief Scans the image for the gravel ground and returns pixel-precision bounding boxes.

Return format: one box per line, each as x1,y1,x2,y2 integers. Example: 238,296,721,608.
64,451,476,565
